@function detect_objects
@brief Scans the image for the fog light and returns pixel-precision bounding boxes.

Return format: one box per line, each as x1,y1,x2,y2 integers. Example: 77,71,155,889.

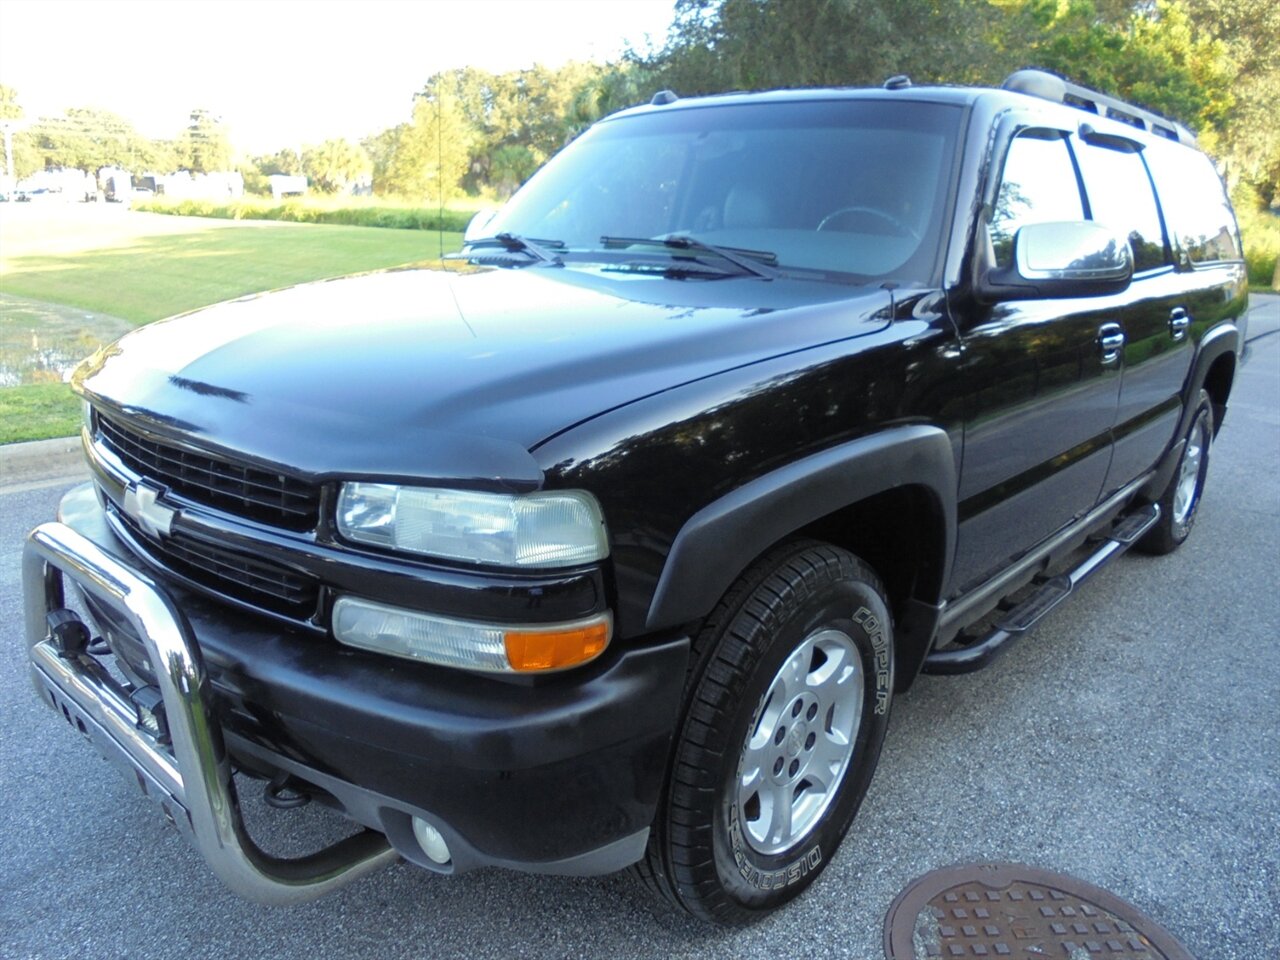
412,817,451,864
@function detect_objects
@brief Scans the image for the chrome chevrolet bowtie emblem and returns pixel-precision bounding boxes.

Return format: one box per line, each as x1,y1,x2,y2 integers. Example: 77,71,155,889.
122,483,177,539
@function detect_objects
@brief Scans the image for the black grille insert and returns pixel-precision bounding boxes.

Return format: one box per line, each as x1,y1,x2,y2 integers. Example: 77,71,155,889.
97,413,320,531
112,507,319,617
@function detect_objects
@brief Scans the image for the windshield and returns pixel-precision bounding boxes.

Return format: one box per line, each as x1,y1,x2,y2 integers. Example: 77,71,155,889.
484,99,962,282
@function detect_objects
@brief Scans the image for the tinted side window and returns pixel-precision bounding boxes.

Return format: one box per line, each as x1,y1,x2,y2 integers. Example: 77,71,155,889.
1074,141,1170,272
990,131,1084,269
1145,145,1242,264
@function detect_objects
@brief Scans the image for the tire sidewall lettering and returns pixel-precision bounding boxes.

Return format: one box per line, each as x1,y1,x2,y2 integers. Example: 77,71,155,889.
854,604,892,716
719,586,891,896
728,800,824,890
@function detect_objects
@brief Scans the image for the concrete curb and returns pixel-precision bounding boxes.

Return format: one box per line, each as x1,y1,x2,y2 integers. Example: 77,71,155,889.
0,434,88,488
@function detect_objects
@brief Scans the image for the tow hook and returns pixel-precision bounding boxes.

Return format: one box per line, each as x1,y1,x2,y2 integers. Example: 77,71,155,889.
264,772,312,810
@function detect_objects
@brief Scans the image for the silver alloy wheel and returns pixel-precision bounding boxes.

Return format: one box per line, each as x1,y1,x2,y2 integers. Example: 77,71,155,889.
1173,416,1208,526
736,628,863,856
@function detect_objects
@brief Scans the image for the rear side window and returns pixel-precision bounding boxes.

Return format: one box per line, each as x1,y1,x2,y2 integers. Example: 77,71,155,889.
1074,141,1170,272
990,130,1084,269
1145,145,1242,264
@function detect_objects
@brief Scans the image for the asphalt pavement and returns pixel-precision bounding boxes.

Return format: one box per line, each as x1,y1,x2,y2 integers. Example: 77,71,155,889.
1,298,1277,959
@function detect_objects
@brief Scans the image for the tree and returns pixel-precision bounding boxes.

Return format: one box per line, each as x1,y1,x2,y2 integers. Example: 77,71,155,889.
641,0,1273,198
182,108,231,173
21,107,156,171
0,83,23,121
414,61,641,197
639,0,1005,95
302,138,371,194
376,84,472,201
487,144,539,199
1,84,25,178
988,1,1235,134
569,63,653,128
1180,0,1280,196
237,149,305,196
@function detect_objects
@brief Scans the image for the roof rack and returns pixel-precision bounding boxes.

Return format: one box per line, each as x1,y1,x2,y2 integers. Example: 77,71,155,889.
1002,69,1196,147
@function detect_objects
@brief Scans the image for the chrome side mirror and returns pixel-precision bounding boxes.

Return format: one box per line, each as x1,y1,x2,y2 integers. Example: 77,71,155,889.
1016,221,1133,283
980,220,1133,301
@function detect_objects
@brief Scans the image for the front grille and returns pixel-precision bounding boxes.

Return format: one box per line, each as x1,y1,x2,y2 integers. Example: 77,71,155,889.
96,413,320,531
112,506,320,617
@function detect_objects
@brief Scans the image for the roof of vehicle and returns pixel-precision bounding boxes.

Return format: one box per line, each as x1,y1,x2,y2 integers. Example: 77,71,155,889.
605,83,982,122
606,70,1196,149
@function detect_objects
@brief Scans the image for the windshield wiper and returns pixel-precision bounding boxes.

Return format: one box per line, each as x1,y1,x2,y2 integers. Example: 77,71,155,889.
600,235,778,279
450,232,564,266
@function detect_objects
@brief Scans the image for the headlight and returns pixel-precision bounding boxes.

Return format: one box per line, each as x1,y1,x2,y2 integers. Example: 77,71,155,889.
336,483,609,567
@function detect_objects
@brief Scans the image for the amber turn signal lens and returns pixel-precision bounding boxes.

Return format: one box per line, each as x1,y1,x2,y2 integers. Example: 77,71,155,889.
504,617,611,672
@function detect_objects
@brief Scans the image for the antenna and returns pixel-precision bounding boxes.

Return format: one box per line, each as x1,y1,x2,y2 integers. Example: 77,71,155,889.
437,92,444,265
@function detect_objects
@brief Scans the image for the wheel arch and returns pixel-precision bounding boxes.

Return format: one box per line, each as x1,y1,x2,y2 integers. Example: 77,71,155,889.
1141,321,1238,505
1185,321,1239,438
644,425,956,689
1201,348,1235,437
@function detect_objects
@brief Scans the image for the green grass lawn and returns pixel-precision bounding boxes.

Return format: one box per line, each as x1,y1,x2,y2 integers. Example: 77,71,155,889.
2,221,461,324
0,382,82,444
0,208,464,444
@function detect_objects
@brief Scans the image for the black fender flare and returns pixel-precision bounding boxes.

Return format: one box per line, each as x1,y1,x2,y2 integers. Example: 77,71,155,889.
644,425,957,633
1143,320,1239,503
1145,321,1240,501
1181,320,1239,436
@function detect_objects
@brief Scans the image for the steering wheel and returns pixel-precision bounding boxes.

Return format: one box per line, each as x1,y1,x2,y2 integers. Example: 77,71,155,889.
817,205,920,241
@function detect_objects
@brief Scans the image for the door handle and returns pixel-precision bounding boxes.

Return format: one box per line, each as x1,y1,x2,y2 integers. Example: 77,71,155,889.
1097,323,1125,365
1169,307,1190,341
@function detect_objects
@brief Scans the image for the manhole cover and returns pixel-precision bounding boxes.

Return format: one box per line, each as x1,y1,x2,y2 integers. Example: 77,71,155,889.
884,863,1194,959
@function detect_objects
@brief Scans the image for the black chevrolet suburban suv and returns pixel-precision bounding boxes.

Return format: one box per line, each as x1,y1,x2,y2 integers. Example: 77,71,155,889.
23,70,1246,923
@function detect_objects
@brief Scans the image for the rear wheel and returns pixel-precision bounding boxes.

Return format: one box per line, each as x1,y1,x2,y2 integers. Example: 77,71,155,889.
1139,389,1213,555
635,541,894,924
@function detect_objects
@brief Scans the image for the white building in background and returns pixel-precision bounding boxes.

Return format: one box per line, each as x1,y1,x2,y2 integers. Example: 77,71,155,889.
15,168,96,201
268,174,307,200
150,170,244,200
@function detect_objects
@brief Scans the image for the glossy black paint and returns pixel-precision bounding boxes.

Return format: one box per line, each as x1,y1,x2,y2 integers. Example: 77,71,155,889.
86,439,606,632
644,424,957,632
49,83,1248,877
949,294,1122,593
534,290,966,638
74,267,895,486
59,485,689,867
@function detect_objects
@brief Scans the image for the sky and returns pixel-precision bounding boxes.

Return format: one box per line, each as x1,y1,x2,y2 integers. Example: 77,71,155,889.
0,0,677,155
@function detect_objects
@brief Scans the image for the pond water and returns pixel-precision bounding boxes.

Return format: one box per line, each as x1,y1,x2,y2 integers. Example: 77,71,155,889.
0,294,133,387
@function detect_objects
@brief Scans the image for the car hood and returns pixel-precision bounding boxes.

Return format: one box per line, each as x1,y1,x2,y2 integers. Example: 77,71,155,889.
76,266,891,486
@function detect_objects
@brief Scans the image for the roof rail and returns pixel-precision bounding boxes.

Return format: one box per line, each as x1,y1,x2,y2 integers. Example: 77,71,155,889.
1001,69,1196,147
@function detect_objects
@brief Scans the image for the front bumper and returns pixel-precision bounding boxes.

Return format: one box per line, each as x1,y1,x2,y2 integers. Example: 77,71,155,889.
24,484,689,903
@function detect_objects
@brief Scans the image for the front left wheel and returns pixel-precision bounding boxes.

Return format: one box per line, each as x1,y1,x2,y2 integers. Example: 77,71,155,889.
635,541,894,924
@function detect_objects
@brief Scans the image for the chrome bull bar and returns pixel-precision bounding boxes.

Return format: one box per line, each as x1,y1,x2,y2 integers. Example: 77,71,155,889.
23,521,398,905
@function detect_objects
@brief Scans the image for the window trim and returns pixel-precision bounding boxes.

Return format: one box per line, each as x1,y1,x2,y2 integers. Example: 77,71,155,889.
1071,135,1175,277
986,125,1088,272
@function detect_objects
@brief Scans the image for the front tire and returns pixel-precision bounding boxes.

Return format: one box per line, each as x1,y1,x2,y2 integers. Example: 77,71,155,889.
636,541,894,924
1139,389,1214,555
